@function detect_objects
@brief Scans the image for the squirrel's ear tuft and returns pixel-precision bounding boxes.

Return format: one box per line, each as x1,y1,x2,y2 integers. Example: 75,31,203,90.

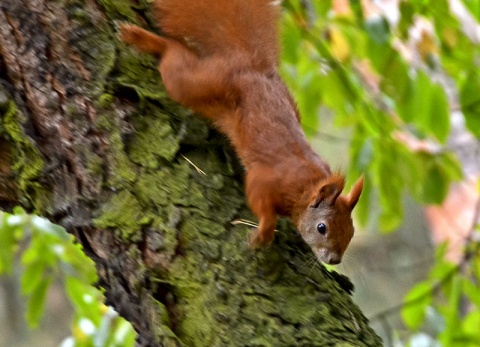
310,175,345,208
347,175,364,210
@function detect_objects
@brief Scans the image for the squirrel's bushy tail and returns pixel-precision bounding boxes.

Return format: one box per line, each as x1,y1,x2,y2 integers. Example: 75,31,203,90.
153,0,280,68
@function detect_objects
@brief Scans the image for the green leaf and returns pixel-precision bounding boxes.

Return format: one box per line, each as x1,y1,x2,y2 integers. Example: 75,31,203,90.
31,216,70,241
429,84,450,143
401,281,433,330
463,103,480,138
378,206,403,231
311,0,333,17
66,276,90,311
295,58,323,135
460,70,480,138
26,275,53,328
281,12,302,64
373,145,404,231
59,242,97,284
12,206,26,215
440,275,463,346
320,69,351,120
66,276,102,325
462,311,480,343
461,0,480,21
439,152,463,181
22,235,56,268
461,278,480,309
422,163,449,204
398,2,415,38
365,16,390,45
380,52,412,102
114,319,137,346
433,241,449,262
428,258,457,298
397,70,451,142
397,146,425,200
0,212,19,274
21,262,46,295
401,70,432,124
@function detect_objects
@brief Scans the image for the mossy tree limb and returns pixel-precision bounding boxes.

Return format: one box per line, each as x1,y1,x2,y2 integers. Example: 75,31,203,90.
0,1,382,346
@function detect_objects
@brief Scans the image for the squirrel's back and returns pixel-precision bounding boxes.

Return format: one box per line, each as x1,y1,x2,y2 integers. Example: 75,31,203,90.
153,0,280,69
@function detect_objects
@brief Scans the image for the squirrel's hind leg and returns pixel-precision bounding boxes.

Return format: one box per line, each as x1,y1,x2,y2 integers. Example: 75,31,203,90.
158,46,240,116
121,23,240,118
120,24,167,56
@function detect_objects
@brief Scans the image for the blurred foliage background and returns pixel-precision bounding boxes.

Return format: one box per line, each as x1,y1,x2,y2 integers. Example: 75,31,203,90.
1,0,479,346
0,210,136,347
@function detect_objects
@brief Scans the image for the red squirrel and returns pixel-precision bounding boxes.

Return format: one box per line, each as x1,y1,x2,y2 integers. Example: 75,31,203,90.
120,0,364,265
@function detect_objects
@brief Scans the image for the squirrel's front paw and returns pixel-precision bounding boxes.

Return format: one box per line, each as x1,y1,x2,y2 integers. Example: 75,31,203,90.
248,228,273,249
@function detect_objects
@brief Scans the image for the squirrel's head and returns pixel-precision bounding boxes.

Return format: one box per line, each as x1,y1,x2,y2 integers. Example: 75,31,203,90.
296,175,364,265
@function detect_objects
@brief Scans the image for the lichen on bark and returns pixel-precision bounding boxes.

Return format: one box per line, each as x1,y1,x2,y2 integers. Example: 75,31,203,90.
0,88,45,209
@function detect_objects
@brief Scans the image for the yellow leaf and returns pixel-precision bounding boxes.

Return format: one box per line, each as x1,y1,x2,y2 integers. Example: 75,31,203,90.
417,31,439,61
100,303,109,314
73,325,88,342
328,27,350,62
442,27,458,49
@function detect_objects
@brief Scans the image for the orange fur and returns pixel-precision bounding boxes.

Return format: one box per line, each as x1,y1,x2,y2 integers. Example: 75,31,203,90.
120,0,364,264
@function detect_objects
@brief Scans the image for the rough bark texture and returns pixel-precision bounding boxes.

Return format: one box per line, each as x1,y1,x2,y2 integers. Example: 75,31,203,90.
0,1,382,346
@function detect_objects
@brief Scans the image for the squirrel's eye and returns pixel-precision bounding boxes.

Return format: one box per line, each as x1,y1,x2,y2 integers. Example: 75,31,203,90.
316,223,327,235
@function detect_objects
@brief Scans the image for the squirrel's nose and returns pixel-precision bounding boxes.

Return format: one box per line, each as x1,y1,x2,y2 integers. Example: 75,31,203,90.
327,253,341,265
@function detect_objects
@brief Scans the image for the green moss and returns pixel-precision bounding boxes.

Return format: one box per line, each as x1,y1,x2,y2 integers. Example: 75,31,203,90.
203,184,244,224
181,218,225,238
278,286,330,324
0,100,46,211
116,50,167,101
97,94,114,109
157,208,382,346
176,116,211,145
97,0,138,20
108,132,138,187
2,101,25,140
65,102,81,121
129,112,180,166
147,215,179,259
135,163,190,206
65,8,116,97
182,147,229,180
94,190,151,240
150,299,184,347
86,153,104,176
94,114,137,188
108,0,165,102
94,112,116,132
161,220,238,345
89,32,116,96
151,301,179,345
173,268,218,346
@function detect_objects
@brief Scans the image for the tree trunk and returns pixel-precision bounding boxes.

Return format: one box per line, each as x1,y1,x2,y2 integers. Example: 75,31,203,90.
0,1,382,346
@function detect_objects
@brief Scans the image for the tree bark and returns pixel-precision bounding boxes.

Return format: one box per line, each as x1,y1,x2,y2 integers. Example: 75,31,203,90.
0,1,382,346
